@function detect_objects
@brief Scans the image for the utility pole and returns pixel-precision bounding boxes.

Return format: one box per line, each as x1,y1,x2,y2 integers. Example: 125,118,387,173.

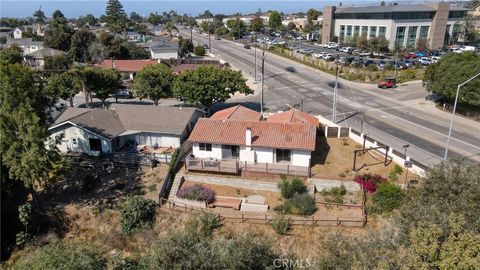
332,63,340,123
394,50,399,80
261,49,265,114
254,33,257,81
208,31,211,54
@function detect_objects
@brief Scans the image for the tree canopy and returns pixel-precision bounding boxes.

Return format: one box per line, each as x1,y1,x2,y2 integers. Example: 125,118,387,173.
133,64,174,105
268,11,282,30
69,29,96,62
0,44,23,64
424,52,480,107
173,66,252,111
105,0,128,35
250,16,264,32
0,62,62,193
87,68,122,108
46,71,82,107
43,10,74,51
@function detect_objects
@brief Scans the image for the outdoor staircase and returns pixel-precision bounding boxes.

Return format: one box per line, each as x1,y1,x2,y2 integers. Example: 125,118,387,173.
167,173,184,201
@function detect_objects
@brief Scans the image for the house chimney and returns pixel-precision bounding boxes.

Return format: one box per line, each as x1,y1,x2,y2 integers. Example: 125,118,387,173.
112,59,116,69
245,128,252,146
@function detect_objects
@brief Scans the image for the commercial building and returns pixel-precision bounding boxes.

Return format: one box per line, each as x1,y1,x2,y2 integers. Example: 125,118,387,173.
321,3,469,50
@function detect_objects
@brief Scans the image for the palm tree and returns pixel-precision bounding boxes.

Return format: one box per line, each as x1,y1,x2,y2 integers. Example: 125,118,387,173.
164,21,178,39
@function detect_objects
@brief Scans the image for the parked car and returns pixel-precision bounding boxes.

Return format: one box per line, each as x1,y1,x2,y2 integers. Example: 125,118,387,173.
363,60,375,67
323,54,334,61
415,52,426,57
114,89,132,99
377,61,387,69
419,57,432,65
404,52,417,59
430,56,441,63
326,42,339,49
244,44,251,49
377,77,397,89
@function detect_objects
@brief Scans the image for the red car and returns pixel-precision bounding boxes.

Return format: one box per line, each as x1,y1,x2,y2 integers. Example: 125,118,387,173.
404,52,417,59
378,78,397,89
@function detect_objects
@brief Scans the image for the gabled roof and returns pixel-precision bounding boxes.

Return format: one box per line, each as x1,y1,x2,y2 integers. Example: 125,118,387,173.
25,48,65,59
267,109,319,126
210,105,261,121
97,59,160,72
51,104,201,139
188,118,316,151
110,104,200,135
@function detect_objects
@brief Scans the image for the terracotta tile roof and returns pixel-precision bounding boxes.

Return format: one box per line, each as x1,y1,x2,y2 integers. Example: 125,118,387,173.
210,105,262,121
188,118,316,151
267,109,319,126
96,59,160,72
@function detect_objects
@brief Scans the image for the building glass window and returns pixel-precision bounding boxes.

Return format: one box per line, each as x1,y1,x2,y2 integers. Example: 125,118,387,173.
339,25,345,41
199,143,212,151
89,138,102,152
334,11,435,20
346,25,352,36
369,26,377,37
353,26,360,37
361,26,368,36
378,27,386,37
419,26,429,39
444,24,451,45
451,24,461,43
406,26,418,48
395,26,406,48
276,149,291,163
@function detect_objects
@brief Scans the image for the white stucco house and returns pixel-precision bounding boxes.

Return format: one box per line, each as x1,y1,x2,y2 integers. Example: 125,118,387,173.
5,38,44,55
49,104,202,156
13,27,23,39
186,106,318,176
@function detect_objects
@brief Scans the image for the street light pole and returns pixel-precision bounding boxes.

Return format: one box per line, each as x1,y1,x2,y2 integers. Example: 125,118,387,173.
254,33,257,81
261,49,265,115
444,72,480,160
332,63,341,123
394,50,399,80
403,144,410,190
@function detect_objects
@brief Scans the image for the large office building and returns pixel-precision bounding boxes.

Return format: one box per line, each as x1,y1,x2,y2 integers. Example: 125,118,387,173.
321,3,469,50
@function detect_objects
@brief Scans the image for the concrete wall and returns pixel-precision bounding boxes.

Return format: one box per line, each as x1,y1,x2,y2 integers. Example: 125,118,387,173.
292,150,311,166
254,147,274,163
49,124,112,156
428,2,450,49
150,50,178,60
321,6,335,43
192,143,223,159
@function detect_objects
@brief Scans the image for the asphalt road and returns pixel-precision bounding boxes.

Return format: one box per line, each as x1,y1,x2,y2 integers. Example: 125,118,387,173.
183,30,480,166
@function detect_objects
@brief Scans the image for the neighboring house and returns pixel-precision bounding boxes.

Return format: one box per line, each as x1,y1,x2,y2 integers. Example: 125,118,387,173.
24,48,66,68
468,2,480,31
0,27,12,38
97,59,160,80
161,58,223,74
4,38,44,55
13,27,22,39
145,23,163,36
148,39,178,59
127,31,143,41
49,104,202,156
187,106,318,176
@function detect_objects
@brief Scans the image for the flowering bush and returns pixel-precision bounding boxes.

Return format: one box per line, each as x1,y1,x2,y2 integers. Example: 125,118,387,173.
354,174,387,193
177,184,215,203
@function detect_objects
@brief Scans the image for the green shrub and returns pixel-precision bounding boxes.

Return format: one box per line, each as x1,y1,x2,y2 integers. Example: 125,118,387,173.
119,196,156,234
185,212,222,238
319,185,347,197
371,182,404,213
367,64,378,71
276,193,317,215
270,215,290,235
388,164,404,182
10,243,106,270
278,176,307,199
193,45,205,56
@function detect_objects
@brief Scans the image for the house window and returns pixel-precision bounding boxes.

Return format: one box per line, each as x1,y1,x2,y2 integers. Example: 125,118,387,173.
72,138,77,145
276,149,291,163
378,27,386,38
89,138,102,151
231,145,239,158
199,143,212,151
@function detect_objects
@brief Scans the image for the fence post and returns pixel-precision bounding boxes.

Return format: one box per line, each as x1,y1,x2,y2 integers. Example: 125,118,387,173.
201,160,204,169
336,217,340,226
184,203,187,213
218,161,221,171
241,213,244,222
266,163,268,173
287,164,290,175
244,161,247,171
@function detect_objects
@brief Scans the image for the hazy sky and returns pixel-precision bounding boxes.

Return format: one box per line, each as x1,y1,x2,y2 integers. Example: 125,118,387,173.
0,0,400,18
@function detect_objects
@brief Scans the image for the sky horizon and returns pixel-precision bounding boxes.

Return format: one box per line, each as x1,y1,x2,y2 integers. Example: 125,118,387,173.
0,0,422,19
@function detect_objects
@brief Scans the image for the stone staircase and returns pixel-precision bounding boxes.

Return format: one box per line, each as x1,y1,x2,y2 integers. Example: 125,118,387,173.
167,173,185,201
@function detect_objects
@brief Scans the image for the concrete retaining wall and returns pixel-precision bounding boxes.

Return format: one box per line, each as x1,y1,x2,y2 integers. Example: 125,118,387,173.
173,197,207,208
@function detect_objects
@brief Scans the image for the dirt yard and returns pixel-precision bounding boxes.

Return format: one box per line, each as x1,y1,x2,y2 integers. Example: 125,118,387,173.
311,137,417,183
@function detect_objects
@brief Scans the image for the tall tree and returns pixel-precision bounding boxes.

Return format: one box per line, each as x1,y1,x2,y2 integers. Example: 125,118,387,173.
129,11,143,23
133,64,174,105
33,8,46,25
164,21,178,39
178,37,194,57
43,10,74,51
69,29,96,62
0,62,63,205
147,12,163,26
306,8,319,22
173,66,252,112
250,16,264,32
87,68,122,108
424,52,480,107
46,71,82,107
268,11,282,31
105,0,128,36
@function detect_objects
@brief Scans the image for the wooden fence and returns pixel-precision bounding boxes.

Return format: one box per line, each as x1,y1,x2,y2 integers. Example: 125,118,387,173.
160,197,366,227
